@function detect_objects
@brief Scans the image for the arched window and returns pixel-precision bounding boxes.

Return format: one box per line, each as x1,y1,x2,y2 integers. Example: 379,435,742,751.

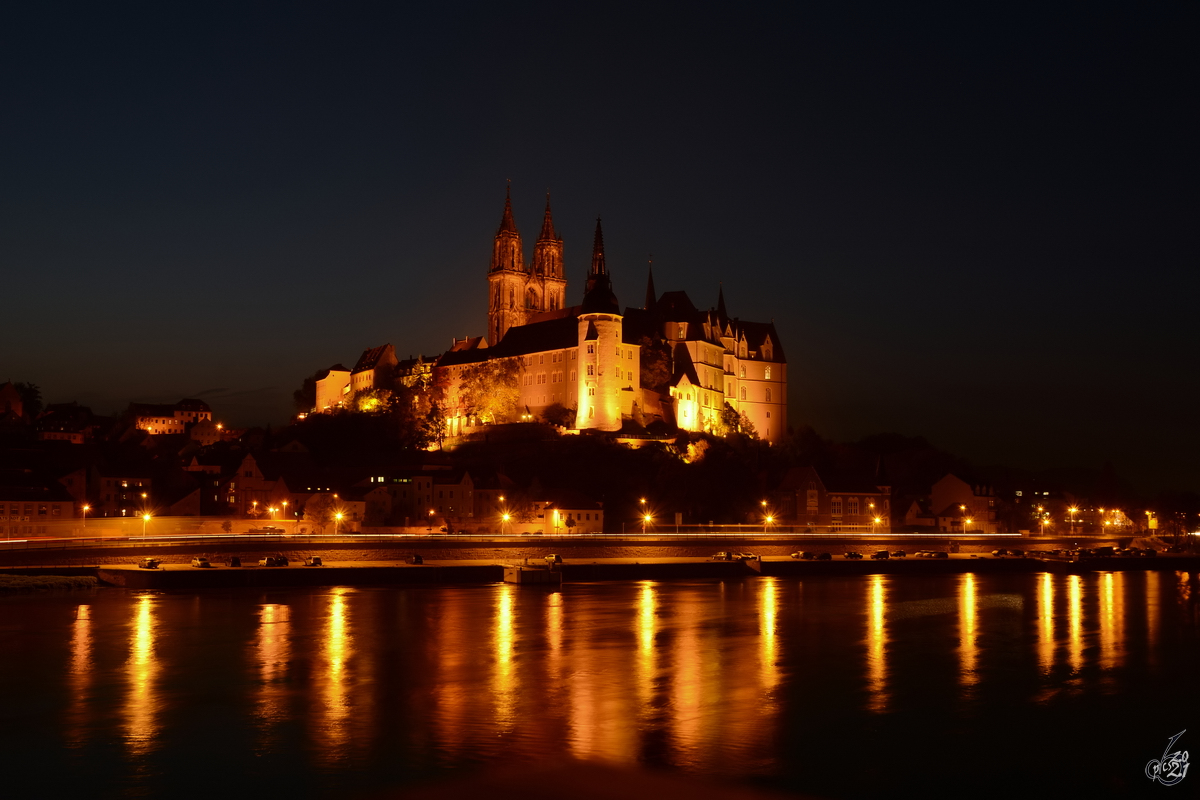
740,387,747,401
765,389,771,402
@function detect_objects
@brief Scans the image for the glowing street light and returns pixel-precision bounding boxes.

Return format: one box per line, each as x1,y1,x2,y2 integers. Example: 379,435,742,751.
501,512,511,535
964,517,973,533
142,513,151,539
1069,506,1079,533
427,509,434,532
335,512,344,535
81,504,90,530
642,513,652,534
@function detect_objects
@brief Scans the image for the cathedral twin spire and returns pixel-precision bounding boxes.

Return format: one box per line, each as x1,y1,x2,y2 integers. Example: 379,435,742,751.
490,187,563,279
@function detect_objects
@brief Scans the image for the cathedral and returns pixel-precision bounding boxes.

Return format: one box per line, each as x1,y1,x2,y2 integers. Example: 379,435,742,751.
314,189,788,443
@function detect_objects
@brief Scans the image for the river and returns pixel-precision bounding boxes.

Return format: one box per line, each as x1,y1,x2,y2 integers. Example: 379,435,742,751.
3,570,1198,798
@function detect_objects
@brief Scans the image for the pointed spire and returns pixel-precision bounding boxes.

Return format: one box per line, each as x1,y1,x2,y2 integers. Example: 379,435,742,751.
590,217,607,275
716,283,728,322
499,184,518,234
581,217,619,315
644,255,657,312
538,193,557,241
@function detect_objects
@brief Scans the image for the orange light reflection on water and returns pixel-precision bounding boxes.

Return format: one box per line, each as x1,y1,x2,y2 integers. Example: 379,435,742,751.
255,604,291,745
1068,575,1083,676
866,575,887,712
958,573,978,690
68,605,93,746
315,588,353,765
124,594,158,757
1037,573,1055,675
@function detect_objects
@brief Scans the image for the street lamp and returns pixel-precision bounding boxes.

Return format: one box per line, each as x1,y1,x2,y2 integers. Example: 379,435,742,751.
964,517,973,534
1038,506,1048,536
427,509,434,532
1069,506,1078,534
764,514,774,534
282,500,289,530
502,512,511,535
81,504,90,530
335,512,344,535
643,513,652,534
142,513,151,539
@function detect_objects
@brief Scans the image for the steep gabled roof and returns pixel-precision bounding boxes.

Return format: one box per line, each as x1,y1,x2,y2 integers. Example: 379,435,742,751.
353,344,393,373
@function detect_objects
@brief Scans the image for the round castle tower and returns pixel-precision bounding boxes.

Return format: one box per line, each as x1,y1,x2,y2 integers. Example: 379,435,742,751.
577,218,623,432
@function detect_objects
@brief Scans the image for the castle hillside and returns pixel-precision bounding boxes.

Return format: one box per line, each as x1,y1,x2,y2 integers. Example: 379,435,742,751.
311,189,787,442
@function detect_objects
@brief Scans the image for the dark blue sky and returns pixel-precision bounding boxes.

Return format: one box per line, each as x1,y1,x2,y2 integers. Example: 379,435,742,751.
3,2,1196,492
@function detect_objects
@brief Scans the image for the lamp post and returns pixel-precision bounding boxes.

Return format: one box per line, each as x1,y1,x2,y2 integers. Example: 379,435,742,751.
643,513,652,534
964,517,973,534
502,512,511,536
764,514,773,534
1069,506,1078,535
81,504,90,531
959,504,967,535
1038,506,1047,536
251,500,258,518
282,500,289,531
142,513,151,539
335,512,344,536
427,509,434,533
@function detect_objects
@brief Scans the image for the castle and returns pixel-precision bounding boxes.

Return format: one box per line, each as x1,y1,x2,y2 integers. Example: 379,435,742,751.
313,189,788,442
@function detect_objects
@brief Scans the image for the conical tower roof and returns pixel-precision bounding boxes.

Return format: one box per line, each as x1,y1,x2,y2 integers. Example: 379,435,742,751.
581,217,619,314
498,185,518,234
538,194,557,241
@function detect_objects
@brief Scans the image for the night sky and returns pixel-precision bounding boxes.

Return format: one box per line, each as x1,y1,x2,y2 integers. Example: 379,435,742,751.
3,2,1196,492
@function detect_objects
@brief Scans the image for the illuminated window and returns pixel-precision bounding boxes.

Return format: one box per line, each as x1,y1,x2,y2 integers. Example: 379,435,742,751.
587,365,594,376
831,498,842,515
587,344,594,354
765,366,771,380
740,366,746,378
740,387,747,400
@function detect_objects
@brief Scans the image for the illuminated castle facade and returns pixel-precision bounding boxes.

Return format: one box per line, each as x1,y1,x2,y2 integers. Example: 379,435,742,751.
438,190,788,442
313,189,788,442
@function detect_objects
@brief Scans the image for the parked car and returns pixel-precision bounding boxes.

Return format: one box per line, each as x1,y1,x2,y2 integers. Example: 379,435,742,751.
930,551,949,559
790,551,813,560
1142,548,1157,557
733,552,758,561
303,556,323,566
248,526,284,534
891,550,907,558
991,549,1009,557
544,554,563,564
815,552,832,560
1094,547,1115,557
712,552,735,561
870,550,890,560
406,554,424,565
259,555,289,567
190,557,212,568
138,557,161,569
844,552,863,559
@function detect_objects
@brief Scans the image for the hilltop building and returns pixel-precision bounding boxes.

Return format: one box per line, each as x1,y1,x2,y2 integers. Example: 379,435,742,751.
308,189,788,443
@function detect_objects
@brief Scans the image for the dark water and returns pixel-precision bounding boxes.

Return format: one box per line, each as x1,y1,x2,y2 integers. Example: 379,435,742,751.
3,571,1200,798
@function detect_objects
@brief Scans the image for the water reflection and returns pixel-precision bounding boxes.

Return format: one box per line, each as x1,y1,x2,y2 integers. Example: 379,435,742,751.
1037,573,1054,675
124,593,158,757
493,584,517,728
1098,572,1126,677
759,578,781,701
866,575,887,712
958,573,978,689
315,587,354,765
1068,575,1083,677
636,581,656,717
254,604,291,746
15,572,1200,799
67,605,92,747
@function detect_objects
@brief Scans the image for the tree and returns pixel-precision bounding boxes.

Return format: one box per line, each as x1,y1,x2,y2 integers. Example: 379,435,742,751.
221,519,233,533
458,358,520,424
294,372,320,413
542,402,576,428
13,382,42,418
638,336,673,392
305,495,336,533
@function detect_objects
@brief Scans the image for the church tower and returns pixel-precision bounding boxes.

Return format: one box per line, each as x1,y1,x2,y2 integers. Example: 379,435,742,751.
487,187,527,346
577,218,623,432
531,195,567,312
